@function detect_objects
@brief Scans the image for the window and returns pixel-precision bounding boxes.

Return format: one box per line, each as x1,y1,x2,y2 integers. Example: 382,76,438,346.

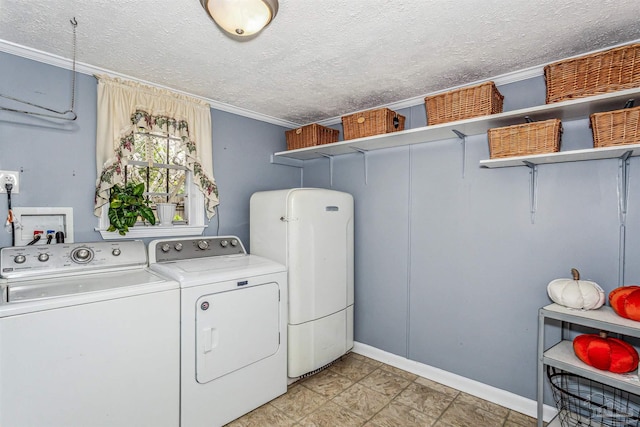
97,159,206,239
126,128,188,224
96,115,210,240
94,76,219,240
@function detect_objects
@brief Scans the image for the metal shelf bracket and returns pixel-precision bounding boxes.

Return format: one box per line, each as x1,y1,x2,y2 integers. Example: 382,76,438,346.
353,148,369,185
270,154,304,187
618,150,632,223
270,154,303,168
319,153,335,187
617,150,632,287
523,161,538,224
452,129,467,178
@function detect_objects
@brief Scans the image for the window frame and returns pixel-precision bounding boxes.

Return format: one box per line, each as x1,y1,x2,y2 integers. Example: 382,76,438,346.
97,130,207,239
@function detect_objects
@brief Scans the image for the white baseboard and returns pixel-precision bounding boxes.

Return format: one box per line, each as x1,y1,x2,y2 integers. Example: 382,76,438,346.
352,341,557,422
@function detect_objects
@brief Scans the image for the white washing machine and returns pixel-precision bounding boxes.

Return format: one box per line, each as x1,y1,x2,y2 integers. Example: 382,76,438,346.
0,240,180,427
148,236,287,427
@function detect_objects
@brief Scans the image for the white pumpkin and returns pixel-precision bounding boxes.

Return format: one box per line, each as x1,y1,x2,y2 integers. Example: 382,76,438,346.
547,268,605,310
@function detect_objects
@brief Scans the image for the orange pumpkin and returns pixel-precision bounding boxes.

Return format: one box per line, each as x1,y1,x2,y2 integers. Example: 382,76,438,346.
609,286,640,321
573,333,639,373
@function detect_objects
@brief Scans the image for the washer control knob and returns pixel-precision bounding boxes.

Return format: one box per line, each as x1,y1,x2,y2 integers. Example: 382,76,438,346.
197,240,209,250
220,240,229,248
161,243,171,253
71,248,94,263
14,255,26,264
38,253,49,262
174,243,183,251
112,248,121,256
230,239,238,247
76,249,90,260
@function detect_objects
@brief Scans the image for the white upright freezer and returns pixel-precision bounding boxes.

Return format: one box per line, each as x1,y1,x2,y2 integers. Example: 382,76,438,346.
250,188,354,378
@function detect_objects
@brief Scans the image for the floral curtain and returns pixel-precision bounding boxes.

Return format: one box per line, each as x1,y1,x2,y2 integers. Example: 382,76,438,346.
94,75,218,219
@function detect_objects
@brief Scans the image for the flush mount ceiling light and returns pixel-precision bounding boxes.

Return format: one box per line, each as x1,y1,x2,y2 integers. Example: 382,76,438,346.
200,0,278,38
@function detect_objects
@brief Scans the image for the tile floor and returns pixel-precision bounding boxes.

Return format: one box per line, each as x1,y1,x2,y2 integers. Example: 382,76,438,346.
227,352,539,426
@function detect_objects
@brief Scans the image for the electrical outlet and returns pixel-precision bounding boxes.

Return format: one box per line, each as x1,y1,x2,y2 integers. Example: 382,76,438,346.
0,170,20,194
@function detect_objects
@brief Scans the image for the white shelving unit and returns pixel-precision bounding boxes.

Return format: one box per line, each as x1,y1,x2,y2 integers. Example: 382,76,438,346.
537,303,640,427
274,87,640,163
480,143,640,169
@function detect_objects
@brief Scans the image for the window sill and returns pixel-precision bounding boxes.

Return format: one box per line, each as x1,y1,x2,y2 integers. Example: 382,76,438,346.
97,225,206,240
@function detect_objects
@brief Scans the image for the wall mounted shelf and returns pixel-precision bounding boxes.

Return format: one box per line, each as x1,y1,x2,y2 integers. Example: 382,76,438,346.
480,143,640,168
274,87,640,161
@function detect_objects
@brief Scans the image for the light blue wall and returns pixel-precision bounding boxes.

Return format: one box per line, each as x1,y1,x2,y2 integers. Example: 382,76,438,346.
210,108,300,244
0,52,299,248
304,146,412,356
302,78,636,401
0,54,98,245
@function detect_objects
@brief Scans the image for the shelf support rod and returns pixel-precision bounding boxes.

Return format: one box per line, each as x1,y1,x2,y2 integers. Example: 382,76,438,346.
452,129,467,178
617,150,632,287
353,148,369,185
523,161,538,224
319,153,334,187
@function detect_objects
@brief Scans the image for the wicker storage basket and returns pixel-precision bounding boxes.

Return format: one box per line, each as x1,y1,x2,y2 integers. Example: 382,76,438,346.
487,118,562,159
545,43,640,104
341,108,406,140
424,81,504,126
590,106,640,148
285,123,339,150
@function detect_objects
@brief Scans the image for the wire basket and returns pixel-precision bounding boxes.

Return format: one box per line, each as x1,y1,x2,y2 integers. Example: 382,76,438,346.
547,366,640,427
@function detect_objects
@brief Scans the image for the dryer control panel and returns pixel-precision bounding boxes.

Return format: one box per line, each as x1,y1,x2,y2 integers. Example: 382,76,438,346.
149,236,246,263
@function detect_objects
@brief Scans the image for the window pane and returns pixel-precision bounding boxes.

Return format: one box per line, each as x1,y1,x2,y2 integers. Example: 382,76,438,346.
127,131,189,225
126,164,149,184
132,133,149,162
169,139,185,166
169,169,186,197
147,167,168,195
151,135,168,163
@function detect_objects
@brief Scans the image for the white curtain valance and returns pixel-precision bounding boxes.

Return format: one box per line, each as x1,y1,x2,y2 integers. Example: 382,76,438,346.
94,75,218,219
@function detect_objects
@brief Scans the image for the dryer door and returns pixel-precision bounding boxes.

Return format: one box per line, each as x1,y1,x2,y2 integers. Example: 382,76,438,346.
195,282,280,384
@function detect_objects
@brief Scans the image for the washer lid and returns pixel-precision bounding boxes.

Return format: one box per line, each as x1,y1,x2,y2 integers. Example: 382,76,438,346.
7,269,175,303
150,254,285,287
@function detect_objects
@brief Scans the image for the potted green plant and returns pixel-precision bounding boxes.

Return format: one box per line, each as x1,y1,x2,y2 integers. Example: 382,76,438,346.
107,182,156,235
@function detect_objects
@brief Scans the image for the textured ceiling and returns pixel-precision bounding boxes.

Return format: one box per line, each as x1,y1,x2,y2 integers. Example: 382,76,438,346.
1,0,640,126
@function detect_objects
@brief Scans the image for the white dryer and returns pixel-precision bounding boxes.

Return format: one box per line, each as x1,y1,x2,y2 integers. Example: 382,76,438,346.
148,236,287,427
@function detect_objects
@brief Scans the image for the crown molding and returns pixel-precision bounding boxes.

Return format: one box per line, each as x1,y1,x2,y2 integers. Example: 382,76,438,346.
0,39,300,128
3,37,638,129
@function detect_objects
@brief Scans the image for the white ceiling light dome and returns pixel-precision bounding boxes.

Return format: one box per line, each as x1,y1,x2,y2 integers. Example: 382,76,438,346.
200,0,279,37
